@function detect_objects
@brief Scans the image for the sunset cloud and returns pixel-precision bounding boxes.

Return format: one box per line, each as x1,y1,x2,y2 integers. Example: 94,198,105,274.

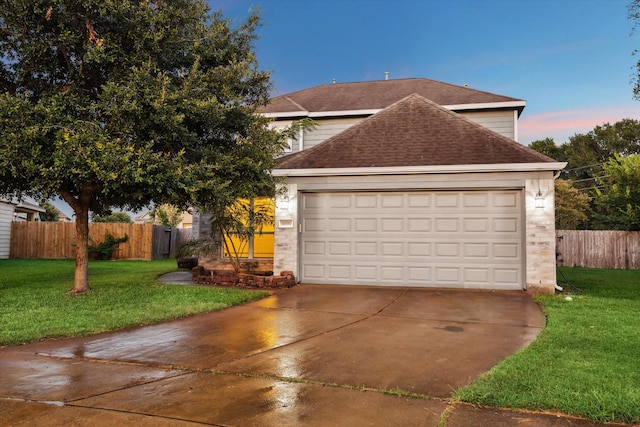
519,105,640,145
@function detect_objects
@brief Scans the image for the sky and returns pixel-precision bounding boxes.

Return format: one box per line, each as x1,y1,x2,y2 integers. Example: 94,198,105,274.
213,0,640,145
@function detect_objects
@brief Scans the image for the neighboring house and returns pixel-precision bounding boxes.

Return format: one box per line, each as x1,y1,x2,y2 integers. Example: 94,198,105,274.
0,197,45,259
56,208,73,222
197,77,566,293
135,210,193,229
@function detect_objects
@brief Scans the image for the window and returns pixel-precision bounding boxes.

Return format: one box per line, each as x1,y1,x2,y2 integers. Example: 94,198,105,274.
222,198,274,259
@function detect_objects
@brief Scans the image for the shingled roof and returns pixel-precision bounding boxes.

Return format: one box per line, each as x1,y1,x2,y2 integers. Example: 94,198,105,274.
262,78,524,115
277,94,555,170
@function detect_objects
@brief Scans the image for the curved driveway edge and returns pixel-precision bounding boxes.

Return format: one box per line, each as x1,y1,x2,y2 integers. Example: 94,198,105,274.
2,284,614,426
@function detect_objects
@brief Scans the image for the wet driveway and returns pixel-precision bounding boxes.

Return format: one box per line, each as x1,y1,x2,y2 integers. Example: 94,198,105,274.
1,285,549,426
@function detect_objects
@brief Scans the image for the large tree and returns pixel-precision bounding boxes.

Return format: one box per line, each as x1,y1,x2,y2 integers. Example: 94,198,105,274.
554,179,591,230
594,154,640,231
0,1,286,292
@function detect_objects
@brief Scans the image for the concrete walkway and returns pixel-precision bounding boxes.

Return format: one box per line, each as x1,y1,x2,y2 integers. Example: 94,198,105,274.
0,284,623,426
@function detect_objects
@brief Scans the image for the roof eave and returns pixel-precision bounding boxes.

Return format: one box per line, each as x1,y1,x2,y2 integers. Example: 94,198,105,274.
263,101,526,120
273,162,568,177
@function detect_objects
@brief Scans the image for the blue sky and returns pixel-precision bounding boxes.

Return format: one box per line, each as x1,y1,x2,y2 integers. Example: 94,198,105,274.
213,0,640,145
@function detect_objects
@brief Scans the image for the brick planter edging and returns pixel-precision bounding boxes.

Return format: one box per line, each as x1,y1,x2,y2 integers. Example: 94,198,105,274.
192,266,296,289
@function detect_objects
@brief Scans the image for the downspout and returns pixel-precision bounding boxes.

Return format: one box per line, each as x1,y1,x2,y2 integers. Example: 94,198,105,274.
553,168,564,291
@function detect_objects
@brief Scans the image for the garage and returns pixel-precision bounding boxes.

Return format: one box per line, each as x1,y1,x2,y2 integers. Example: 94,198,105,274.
299,190,523,289
273,94,566,293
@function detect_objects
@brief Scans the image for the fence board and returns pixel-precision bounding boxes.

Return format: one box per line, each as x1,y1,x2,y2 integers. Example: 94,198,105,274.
556,230,640,269
10,222,163,260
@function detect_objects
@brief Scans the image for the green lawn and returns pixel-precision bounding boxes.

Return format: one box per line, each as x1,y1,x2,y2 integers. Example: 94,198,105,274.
455,267,640,424
0,259,268,346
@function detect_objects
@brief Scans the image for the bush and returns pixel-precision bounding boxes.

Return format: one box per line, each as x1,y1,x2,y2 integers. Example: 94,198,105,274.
88,233,129,260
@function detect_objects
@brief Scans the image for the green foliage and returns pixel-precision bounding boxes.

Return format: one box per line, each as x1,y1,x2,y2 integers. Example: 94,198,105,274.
554,179,591,229
528,137,567,162
38,200,59,222
174,237,220,259
0,259,268,346
91,211,132,223
629,0,640,99
529,119,640,229
456,267,640,424
151,203,183,227
88,233,129,260
594,154,640,230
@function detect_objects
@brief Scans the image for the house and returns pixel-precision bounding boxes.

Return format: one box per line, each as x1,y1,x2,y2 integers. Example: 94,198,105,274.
135,209,193,229
196,77,566,293
0,197,45,259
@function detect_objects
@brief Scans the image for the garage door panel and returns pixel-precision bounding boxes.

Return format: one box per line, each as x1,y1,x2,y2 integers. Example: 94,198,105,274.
435,242,460,257
435,194,459,208
303,241,325,255
300,191,523,289
328,265,351,280
381,242,404,256
408,194,431,207
381,218,404,232
408,218,430,232
355,218,377,231
464,268,489,284
381,194,404,207
303,264,325,279
381,266,404,281
329,241,350,255
435,218,459,232
408,242,431,256
329,218,351,231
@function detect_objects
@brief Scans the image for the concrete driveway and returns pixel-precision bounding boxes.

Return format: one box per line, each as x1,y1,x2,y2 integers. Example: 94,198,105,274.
0,285,609,426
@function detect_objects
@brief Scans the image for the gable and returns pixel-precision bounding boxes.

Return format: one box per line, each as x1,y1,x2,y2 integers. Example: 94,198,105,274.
277,94,555,170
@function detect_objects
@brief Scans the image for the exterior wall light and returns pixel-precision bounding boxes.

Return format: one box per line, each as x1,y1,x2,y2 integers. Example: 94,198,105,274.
535,189,545,209
277,194,294,228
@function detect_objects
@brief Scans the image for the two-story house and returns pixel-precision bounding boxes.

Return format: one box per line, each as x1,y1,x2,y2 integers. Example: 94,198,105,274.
195,77,565,293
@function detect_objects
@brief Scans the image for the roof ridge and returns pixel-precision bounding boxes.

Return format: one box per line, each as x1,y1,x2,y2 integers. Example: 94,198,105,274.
283,96,306,112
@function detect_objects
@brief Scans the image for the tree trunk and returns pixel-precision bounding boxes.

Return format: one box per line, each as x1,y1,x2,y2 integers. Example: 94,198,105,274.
60,189,93,294
72,204,91,293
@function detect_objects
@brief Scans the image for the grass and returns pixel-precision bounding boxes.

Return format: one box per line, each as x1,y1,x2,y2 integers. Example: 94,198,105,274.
0,259,269,346
454,267,640,424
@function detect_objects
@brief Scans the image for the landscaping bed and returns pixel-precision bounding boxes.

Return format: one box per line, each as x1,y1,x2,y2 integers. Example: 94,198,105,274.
192,265,296,289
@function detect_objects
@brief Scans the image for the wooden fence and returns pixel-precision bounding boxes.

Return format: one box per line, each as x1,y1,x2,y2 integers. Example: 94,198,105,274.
10,222,192,260
556,230,640,269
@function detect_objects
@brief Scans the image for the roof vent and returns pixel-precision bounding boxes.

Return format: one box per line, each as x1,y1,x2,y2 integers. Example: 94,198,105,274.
385,71,389,80
332,78,336,84
463,83,469,87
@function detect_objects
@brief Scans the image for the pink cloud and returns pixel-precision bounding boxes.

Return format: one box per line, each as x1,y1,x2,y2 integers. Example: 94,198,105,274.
519,105,640,144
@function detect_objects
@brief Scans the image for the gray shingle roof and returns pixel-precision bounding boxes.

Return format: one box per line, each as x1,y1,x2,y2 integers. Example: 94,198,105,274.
277,94,555,169
262,78,524,115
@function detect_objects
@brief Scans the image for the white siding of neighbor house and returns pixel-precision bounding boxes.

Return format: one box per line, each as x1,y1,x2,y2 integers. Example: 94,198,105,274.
458,110,516,140
0,201,15,259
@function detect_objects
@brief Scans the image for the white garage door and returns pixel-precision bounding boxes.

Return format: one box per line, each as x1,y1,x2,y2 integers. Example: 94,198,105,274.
300,190,523,290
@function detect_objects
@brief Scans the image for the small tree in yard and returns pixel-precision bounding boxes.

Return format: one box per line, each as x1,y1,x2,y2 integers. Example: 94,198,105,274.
39,200,60,222
151,204,183,228
0,1,287,293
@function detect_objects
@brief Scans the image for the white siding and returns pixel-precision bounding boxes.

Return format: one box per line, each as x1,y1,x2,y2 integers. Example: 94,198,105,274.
0,202,15,259
459,110,516,140
301,117,363,150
